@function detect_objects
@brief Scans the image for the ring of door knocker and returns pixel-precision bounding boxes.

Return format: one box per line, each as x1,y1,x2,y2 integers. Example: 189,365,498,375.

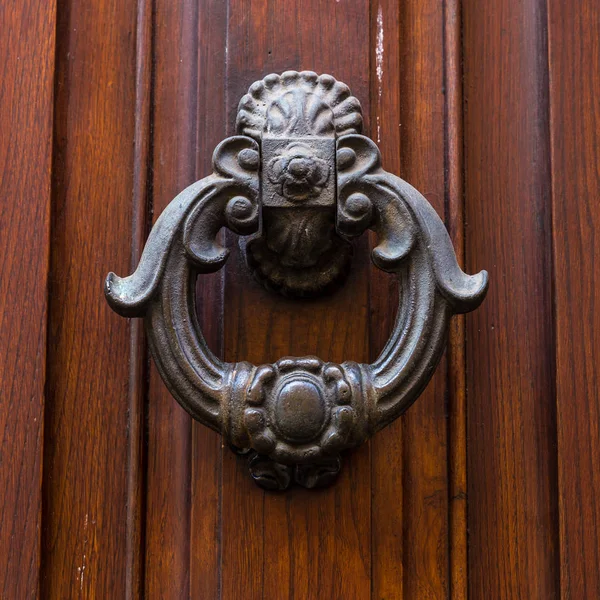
105,72,488,490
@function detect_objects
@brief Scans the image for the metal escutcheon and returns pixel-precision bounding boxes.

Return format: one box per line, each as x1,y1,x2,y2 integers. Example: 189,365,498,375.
105,72,488,490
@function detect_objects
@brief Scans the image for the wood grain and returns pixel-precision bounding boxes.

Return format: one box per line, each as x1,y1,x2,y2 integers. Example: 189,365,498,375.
463,0,560,597
368,0,404,597
397,1,449,596
41,0,137,597
444,0,468,597
220,2,372,598
126,1,152,598
369,1,451,597
548,1,600,597
0,2,56,597
190,0,228,598
144,1,196,597
5,0,597,596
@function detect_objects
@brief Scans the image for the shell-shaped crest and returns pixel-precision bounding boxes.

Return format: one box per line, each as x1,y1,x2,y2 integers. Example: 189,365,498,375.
236,71,363,140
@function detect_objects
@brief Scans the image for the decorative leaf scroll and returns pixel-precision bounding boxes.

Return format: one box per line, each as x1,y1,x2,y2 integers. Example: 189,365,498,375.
236,71,363,140
105,72,488,489
105,136,260,316
337,134,488,312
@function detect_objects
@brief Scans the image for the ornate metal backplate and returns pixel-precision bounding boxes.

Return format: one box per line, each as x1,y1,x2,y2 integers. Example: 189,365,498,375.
105,72,488,490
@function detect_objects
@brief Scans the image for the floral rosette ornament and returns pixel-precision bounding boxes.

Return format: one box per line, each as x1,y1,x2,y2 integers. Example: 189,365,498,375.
268,142,330,201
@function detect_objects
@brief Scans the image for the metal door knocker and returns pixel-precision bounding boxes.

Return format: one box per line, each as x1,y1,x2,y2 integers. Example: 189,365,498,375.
105,72,488,490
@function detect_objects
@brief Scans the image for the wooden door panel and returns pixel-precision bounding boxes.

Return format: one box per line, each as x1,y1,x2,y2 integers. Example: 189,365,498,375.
549,1,600,596
2,0,599,598
189,2,229,597
463,0,560,597
378,2,452,597
0,3,56,597
369,3,406,597
145,1,205,597
40,1,139,598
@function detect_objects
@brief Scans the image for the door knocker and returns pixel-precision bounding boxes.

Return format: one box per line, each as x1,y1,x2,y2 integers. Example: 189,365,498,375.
105,72,488,490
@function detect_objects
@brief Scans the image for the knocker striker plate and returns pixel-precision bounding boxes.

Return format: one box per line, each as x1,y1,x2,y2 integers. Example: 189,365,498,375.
105,71,488,490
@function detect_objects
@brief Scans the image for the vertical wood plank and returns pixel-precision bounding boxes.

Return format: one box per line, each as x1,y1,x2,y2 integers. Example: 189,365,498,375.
0,2,56,597
444,0,468,597
463,0,560,597
369,0,404,597
547,1,600,597
144,1,196,597
190,0,228,597
397,2,449,597
146,1,227,597
369,0,451,597
221,2,372,598
126,2,152,599
42,0,137,597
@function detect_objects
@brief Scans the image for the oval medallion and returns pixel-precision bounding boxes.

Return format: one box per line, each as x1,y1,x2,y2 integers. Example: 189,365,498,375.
274,378,326,442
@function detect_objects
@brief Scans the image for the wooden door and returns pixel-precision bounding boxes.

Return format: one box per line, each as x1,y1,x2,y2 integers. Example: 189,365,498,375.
1,1,599,598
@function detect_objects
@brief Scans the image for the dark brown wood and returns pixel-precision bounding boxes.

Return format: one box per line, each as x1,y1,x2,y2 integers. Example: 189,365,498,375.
548,1,600,597
0,2,56,598
145,1,196,597
444,0,468,597
144,2,228,597
190,0,228,598
6,0,600,597
369,0,404,597
369,0,453,596
41,0,138,597
370,0,461,596
396,2,449,596
463,0,560,597
126,2,152,598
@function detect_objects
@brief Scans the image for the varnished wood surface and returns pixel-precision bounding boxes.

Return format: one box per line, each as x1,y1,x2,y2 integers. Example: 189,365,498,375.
463,0,559,597
41,0,138,598
395,1,449,597
189,1,228,597
548,1,600,597
0,2,56,597
368,1,404,597
145,1,228,598
144,1,196,597
1,0,599,598
444,0,468,596
126,2,152,598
